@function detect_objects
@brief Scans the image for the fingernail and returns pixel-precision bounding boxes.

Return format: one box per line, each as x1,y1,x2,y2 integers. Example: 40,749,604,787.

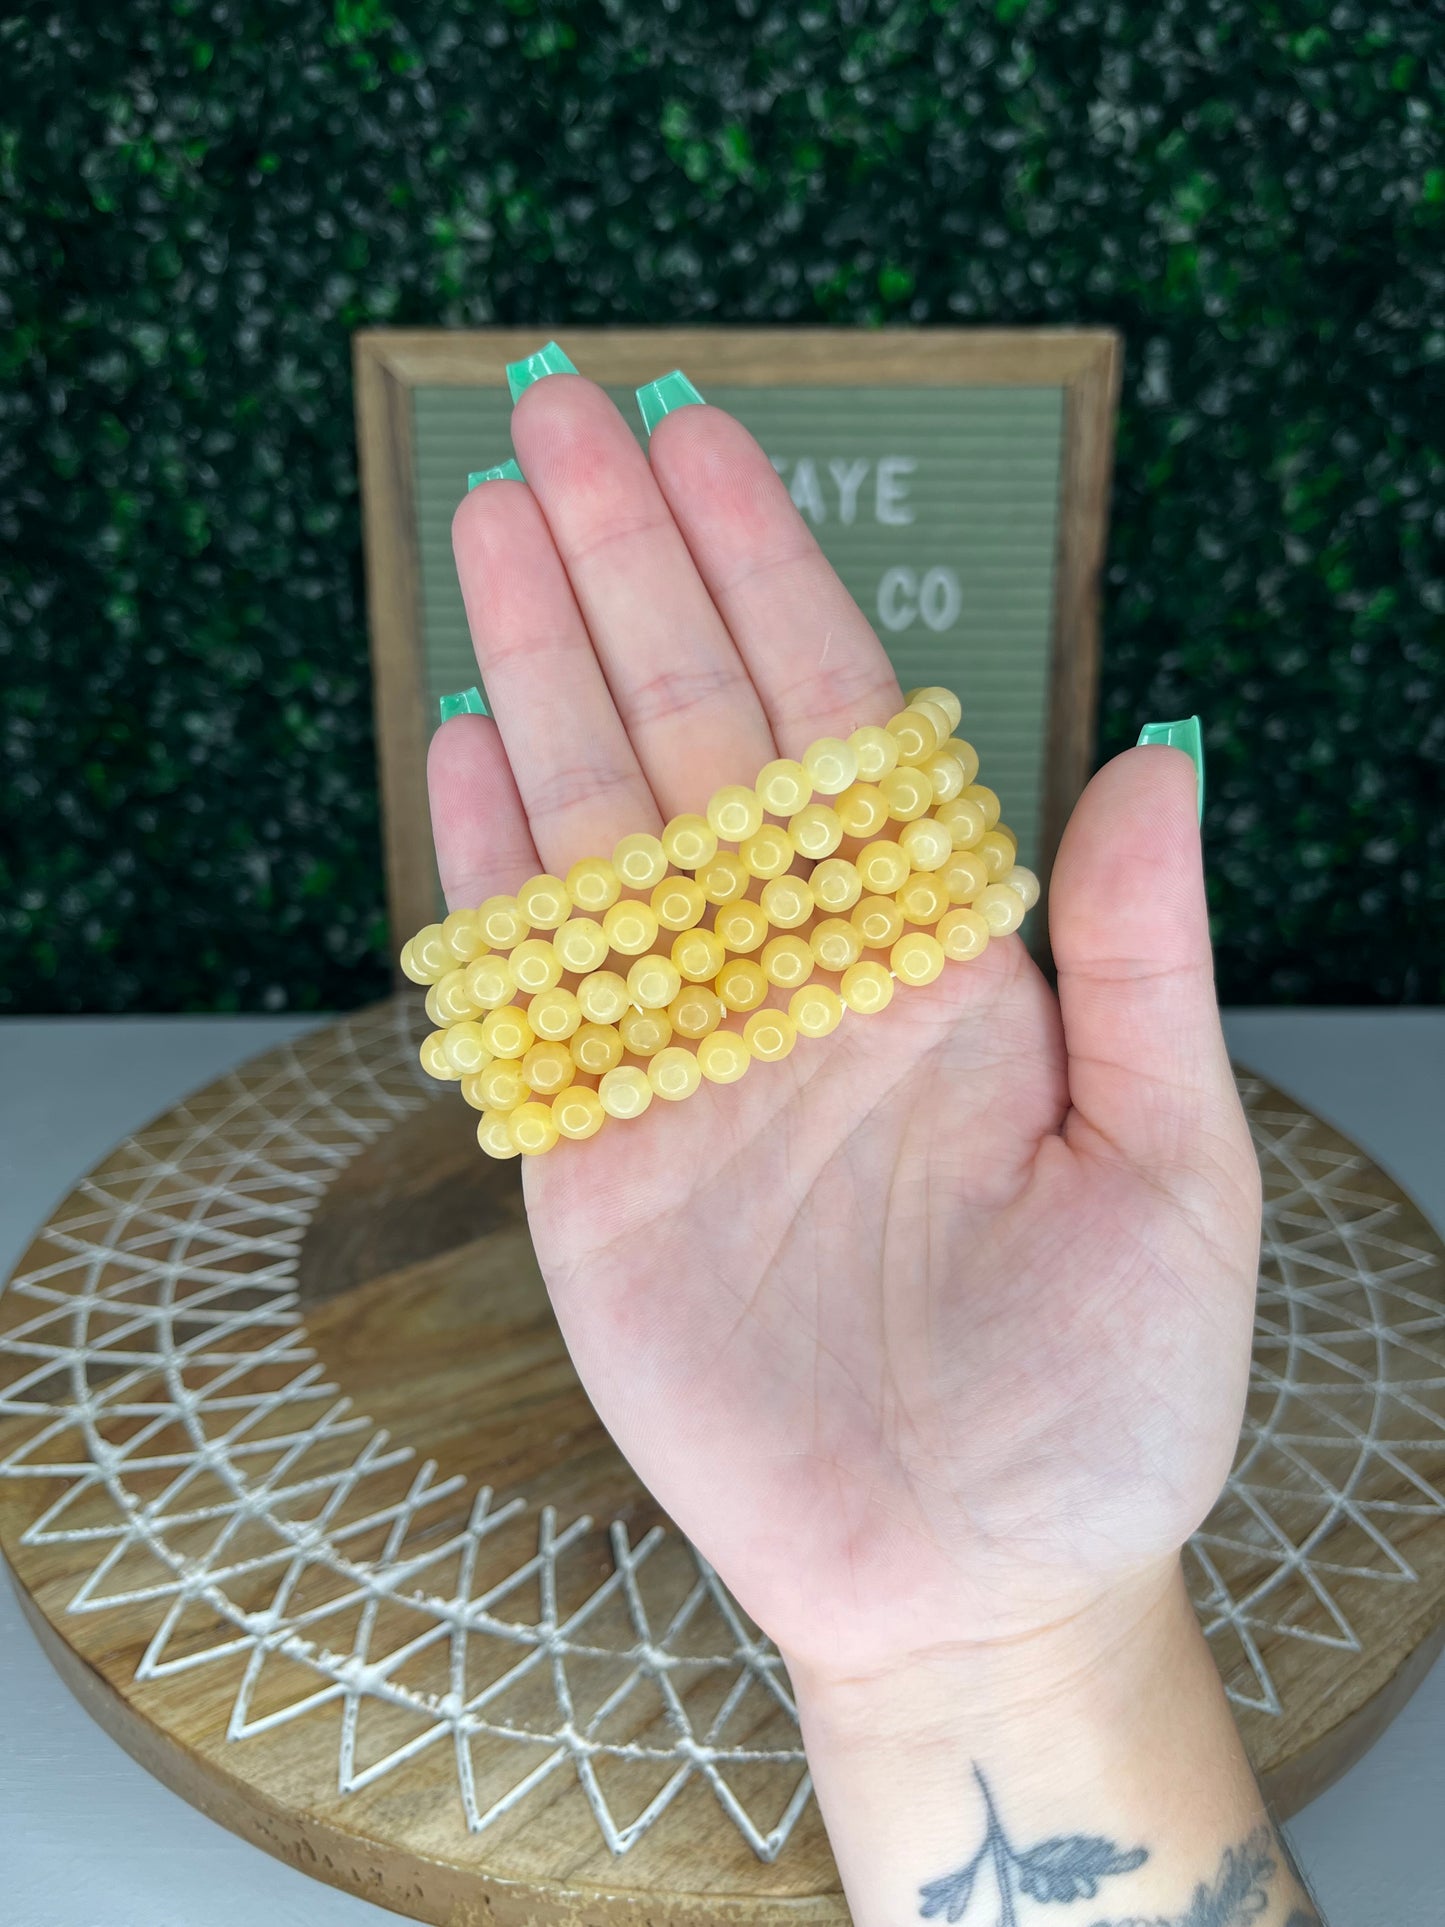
505,340,577,402
467,457,524,489
439,685,490,723
1137,715,1205,822
636,369,705,437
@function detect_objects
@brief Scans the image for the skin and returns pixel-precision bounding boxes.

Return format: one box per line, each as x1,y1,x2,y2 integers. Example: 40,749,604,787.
428,369,1263,1690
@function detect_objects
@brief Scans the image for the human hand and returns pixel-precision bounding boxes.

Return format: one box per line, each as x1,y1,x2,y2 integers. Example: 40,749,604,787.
428,365,1262,1692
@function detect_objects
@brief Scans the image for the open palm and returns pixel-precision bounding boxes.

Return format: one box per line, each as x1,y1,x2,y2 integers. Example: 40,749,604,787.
429,368,1262,1679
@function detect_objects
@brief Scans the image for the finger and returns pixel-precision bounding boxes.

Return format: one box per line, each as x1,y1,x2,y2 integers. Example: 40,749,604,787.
427,714,539,912
509,374,777,812
452,478,661,869
1049,746,1244,1174
648,404,901,753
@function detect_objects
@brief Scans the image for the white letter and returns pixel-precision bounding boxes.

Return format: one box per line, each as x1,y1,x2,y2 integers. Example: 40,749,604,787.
789,457,827,524
876,455,917,525
920,567,962,632
770,454,789,475
877,567,917,633
827,457,870,526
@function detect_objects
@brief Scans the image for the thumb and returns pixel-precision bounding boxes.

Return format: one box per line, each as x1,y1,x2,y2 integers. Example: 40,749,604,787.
1047,740,1243,1176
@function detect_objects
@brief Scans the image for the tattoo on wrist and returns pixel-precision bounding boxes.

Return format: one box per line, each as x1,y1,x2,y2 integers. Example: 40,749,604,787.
918,1769,1323,1926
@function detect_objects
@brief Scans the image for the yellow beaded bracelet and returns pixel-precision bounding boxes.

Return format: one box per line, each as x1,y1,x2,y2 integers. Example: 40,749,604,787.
403,686,1038,1158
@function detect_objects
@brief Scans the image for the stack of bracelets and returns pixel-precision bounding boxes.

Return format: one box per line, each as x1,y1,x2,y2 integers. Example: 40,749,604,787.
402,685,1039,1159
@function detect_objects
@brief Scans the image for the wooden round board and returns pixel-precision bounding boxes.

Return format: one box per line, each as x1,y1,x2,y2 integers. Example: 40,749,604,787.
2,1000,1443,1924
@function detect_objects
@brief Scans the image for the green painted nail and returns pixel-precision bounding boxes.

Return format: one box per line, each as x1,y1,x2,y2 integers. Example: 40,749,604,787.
636,370,705,437
505,340,577,402
439,685,490,723
467,457,524,489
1137,715,1205,822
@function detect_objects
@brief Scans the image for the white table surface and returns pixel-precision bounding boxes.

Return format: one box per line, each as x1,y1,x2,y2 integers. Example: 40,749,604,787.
1,1011,1442,1927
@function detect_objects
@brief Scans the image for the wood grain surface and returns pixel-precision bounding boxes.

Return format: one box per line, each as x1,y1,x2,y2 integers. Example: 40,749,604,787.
2,1002,1442,1925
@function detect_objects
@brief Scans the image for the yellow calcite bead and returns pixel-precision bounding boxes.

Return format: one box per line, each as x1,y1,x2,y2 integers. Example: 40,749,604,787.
898,874,949,925
891,931,946,986
612,832,669,891
566,856,622,915
977,830,1015,881
913,697,954,742
697,851,751,904
880,766,933,821
523,1041,576,1095
477,1111,521,1159
577,969,631,1024
553,917,611,975
410,923,450,981
840,960,895,1013
424,982,450,1029
943,737,981,787
787,803,844,859
715,900,770,953
476,1059,527,1112
628,953,683,1010
802,735,860,795
599,1065,653,1118
481,1006,537,1060
1004,865,1041,910
941,850,990,904
809,857,863,913
672,926,728,982
478,895,529,949
554,1086,606,1140
515,874,570,931
857,839,911,894
900,816,954,873
707,783,764,843
744,1008,797,1062
465,953,518,1010
669,984,724,1038
905,685,963,733
400,935,428,984
835,782,890,838
603,899,660,956
420,1029,461,1080
459,1071,492,1110
619,1007,673,1056
442,910,488,963
437,967,476,1021
790,982,844,1037
995,822,1019,855
851,894,906,949
936,795,986,850
740,823,795,879
963,782,1001,830
761,935,815,989
651,876,707,931
759,874,814,929
509,1100,560,1156
977,881,1026,935
443,1020,492,1075
648,1046,703,1102
848,723,900,781
697,1029,750,1083
661,813,718,870
715,957,769,1012
811,918,864,973
570,1022,624,1075
510,937,564,995
755,758,813,815
528,986,583,1041
937,907,990,961
920,749,967,803
886,706,941,764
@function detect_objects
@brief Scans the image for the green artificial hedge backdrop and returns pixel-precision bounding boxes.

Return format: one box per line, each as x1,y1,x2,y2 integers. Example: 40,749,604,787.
3,0,1442,1011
